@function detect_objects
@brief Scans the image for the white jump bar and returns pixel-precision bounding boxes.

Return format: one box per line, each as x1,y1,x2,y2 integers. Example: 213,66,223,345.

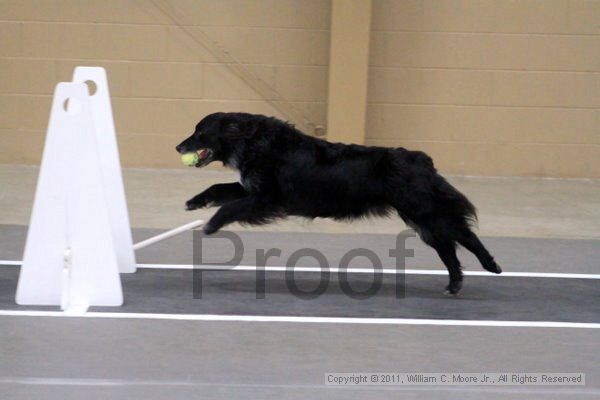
133,219,204,251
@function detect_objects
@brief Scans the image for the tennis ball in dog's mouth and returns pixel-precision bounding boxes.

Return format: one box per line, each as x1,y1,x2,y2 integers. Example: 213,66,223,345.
181,152,199,167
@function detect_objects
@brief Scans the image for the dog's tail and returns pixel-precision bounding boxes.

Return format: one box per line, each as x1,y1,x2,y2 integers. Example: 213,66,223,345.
433,175,478,227
390,148,477,226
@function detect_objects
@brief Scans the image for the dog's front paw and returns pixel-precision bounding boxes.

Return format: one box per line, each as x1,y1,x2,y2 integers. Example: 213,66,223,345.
202,223,219,235
185,199,205,211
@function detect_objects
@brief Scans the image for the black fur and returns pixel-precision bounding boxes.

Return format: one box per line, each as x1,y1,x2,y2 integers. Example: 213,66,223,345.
176,112,501,294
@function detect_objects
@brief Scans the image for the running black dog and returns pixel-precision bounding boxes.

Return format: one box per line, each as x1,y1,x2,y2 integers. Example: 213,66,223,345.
176,112,501,294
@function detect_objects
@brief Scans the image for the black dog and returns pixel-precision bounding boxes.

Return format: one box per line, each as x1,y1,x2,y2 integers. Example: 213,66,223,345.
176,112,501,294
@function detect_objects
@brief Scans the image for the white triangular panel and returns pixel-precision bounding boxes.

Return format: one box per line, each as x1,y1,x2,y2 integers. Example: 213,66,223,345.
16,82,123,308
72,66,136,273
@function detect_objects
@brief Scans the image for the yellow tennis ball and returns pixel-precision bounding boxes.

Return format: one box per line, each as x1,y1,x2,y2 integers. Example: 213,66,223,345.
181,152,198,167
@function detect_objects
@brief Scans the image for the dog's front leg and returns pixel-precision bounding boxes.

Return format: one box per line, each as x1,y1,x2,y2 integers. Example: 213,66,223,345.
203,196,278,235
186,182,247,210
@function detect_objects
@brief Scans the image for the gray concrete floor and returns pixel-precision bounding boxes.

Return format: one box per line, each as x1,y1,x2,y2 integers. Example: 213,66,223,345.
1,164,599,399
2,317,598,399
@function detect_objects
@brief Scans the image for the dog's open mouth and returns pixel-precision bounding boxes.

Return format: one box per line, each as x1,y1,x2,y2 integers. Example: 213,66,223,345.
195,148,213,167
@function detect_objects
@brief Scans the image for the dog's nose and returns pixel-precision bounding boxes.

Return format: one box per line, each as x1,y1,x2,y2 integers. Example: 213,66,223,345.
176,144,182,153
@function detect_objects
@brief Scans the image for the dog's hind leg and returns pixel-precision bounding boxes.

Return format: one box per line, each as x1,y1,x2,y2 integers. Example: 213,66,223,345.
417,225,464,295
432,242,464,295
456,228,502,274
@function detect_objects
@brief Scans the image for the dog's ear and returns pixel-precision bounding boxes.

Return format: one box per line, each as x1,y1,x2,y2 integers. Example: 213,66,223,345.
245,119,260,137
224,122,242,134
222,118,260,138
231,121,260,137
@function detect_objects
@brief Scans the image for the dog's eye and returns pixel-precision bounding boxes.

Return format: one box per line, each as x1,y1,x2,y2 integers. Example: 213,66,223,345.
225,123,241,133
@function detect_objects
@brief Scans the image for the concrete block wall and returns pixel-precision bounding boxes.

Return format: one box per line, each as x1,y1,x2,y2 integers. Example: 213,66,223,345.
367,0,600,177
1,0,599,177
0,0,330,168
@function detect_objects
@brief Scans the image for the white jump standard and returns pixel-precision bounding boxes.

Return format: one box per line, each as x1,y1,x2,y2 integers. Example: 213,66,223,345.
15,66,204,312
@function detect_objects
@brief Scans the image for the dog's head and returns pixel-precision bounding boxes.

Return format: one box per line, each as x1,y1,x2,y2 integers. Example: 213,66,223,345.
176,112,258,168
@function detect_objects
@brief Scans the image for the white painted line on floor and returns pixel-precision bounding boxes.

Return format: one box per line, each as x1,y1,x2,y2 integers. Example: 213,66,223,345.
2,377,599,395
137,264,600,279
0,309,598,329
1,377,598,394
1,260,599,279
